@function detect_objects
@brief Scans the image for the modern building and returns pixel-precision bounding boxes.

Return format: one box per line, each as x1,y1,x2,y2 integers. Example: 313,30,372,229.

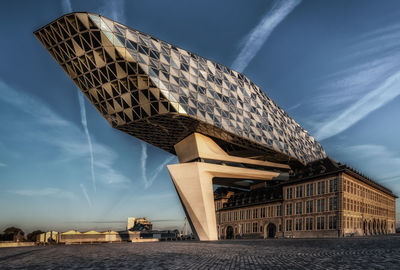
127,217,152,231
215,158,397,239
35,12,396,240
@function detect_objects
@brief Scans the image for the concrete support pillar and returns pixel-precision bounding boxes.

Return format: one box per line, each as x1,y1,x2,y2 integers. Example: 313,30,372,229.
167,133,289,241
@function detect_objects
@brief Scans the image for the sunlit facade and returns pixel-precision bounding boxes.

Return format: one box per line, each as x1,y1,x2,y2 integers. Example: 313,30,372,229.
35,13,395,241
216,158,397,239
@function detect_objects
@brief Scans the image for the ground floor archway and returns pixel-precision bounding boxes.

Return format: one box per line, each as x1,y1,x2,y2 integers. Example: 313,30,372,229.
266,223,276,238
226,226,234,239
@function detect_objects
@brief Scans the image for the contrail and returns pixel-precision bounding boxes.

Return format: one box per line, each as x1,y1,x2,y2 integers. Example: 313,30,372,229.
232,0,301,72
80,183,92,208
315,71,400,141
100,0,126,23
140,141,176,189
61,1,97,193
78,90,96,193
61,0,72,13
147,156,176,189
140,141,148,187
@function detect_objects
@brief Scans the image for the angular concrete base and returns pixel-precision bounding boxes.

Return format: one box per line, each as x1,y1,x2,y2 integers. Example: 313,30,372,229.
168,133,289,241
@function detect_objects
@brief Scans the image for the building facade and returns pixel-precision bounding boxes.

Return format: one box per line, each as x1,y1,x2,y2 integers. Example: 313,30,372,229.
216,158,397,239
36,13,396,241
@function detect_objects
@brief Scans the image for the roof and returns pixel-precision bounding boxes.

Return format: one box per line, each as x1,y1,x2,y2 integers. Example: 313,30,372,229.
285,158,397,198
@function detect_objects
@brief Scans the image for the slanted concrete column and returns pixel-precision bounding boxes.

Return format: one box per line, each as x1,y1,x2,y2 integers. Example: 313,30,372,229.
168,133,288,241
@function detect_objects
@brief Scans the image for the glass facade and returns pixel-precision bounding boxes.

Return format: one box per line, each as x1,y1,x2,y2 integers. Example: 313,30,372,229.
34,12,326,165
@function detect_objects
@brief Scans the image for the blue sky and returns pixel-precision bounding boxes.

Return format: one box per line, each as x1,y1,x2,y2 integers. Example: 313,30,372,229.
0,0,399,233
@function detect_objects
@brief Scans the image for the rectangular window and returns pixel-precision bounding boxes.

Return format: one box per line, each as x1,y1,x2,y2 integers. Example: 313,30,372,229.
317,199,321,212
286,219,292,231
295,218,303,231
334,178,338,192
296,202,303,215
287,187,293,200
328,216,337,229
317,182,321,195
329,179,333,193
321,216,325,230
333,197,337,210
286,203,293,216
253,208,258,219
321,199,325,212
277,205,282,217
253,222,258,233
321,181,325,194
306,217,313,230
296,186,303,198
317,216,321,230
310,184,314,196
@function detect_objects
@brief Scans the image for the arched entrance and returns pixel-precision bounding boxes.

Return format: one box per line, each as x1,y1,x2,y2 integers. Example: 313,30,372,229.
363,220,367,235
266,223,276,238
226,226,234,239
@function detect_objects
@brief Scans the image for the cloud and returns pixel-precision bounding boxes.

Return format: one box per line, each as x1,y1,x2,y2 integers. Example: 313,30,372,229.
0,80,130,187
61,0,72,13
0,162,6,167
311,23,400,140
339,144,400,183
315,71,400,140
80,183,92,208
231,0,301,72
9,188,76,200
77,90,97,193
287,103,301,111
140,142,176,189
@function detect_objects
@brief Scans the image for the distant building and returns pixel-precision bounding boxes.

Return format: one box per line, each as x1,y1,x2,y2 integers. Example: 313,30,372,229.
127,217,152,231
215,158,397,239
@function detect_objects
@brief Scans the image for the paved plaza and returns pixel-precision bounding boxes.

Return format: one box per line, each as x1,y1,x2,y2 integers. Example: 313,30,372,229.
1,236,400,269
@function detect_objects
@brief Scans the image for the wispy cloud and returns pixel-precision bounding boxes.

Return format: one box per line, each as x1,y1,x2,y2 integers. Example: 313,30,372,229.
80,183,92,208
61,0,72,13
0,80,130,187
312,24,400,141
231,0,301,72
287,103,301,111
315,72,400,140
61,0,96,196
0,162,6,167
9,187,76,200
99,0,126,23
140,142,176,189
78,90,96,193
339,144,400,184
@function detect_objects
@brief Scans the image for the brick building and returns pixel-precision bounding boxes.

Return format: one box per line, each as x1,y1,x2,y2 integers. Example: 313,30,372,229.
215,158,397,239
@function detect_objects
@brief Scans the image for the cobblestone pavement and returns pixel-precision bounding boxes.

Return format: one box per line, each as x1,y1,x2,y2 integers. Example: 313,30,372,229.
1,235,400,269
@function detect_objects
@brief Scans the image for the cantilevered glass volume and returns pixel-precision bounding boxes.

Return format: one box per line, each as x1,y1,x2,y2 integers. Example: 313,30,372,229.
34,12,326,166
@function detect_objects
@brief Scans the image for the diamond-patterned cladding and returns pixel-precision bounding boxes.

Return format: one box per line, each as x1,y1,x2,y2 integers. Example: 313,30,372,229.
34,12,326,165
